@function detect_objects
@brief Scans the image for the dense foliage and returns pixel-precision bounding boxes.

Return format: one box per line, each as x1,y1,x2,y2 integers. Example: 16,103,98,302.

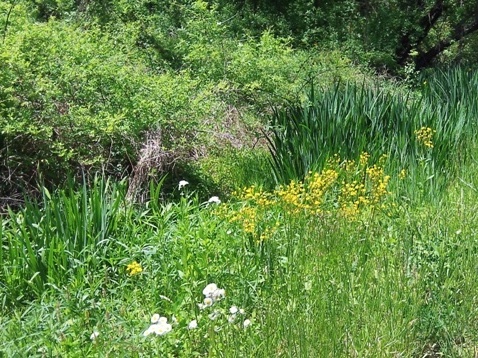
1,0,368,201
2,0,478,201
267,68,478,186
2,155,478,356
2,2,478,356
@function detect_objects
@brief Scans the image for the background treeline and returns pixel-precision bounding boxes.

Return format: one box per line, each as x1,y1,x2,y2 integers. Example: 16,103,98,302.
14,0,478,71
1,0,478,204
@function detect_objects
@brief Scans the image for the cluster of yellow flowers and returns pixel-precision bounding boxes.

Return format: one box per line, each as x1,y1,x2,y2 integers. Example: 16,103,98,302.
415,126,435,148
126,261,143,276
359,152,370,166
399,168,407,180
226,186,279,241
222,153,394,240
338,180,368,217
240,186,274,207
305,169,340,213
275,180,306,214
229,206,258,234
338,162,391,217
274,169,339,215
366,164,391,203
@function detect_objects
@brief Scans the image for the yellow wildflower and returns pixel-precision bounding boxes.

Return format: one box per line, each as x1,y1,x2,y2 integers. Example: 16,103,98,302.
415,127,435,148
399,169,407,180
359,152,370,166
126,261,143,276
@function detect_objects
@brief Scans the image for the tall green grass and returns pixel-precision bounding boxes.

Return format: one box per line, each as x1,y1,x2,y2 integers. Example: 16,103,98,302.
0,178,126,305
3,171,478,356
421,67,478,160
267,69,478,193
2,68,478,356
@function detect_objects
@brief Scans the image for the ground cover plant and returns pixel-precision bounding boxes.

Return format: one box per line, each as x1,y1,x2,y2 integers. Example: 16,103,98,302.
2,128,478,356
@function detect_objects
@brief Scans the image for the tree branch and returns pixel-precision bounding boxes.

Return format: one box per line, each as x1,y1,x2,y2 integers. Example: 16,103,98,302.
395,0,444,66
2,0,18,44
415,16,478,69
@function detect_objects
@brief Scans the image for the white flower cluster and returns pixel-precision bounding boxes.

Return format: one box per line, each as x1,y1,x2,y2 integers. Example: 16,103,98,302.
188,319,198,330
138,284,251,337
227,305,245,322
198,283,225,309
143,314,173,336
228,305,251,327
195,284,252,329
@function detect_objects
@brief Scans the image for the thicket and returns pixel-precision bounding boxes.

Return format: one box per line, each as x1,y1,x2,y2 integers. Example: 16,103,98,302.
0,0,366,203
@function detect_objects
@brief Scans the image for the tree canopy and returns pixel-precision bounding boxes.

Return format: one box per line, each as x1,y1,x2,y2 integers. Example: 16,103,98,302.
4,0,477,70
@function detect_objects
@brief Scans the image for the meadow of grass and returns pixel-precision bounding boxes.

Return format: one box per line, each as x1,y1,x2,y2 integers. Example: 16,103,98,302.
2,68,478,357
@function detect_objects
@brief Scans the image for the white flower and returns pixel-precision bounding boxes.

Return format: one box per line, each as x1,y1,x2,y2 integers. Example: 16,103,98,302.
179,180,189,189
243,319,251,328
151,313,160,323
188,319,198,330
150,324,162,335
143,326,153,336
229,306,238,314
164,323,172,334
201,283,225,306
227,315,236,323
155,323,172,335
203,283,218,297
208,196,221,204
90,331,99,341
144,316,172,337
239,308,245,315
148,322,172,336
203,297,214,307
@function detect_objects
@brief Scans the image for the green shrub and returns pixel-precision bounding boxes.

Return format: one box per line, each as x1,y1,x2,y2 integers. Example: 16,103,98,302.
0,19,217,193
0,0,369,200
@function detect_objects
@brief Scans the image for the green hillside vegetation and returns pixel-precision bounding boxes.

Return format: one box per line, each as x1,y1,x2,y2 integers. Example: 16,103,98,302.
2,1,478,356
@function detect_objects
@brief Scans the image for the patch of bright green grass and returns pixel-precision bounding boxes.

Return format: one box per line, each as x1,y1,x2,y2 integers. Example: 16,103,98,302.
2,153,478,356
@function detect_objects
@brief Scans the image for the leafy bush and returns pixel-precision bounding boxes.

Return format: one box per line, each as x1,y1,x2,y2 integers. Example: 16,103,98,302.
0,19,216,193
0,0,369,202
